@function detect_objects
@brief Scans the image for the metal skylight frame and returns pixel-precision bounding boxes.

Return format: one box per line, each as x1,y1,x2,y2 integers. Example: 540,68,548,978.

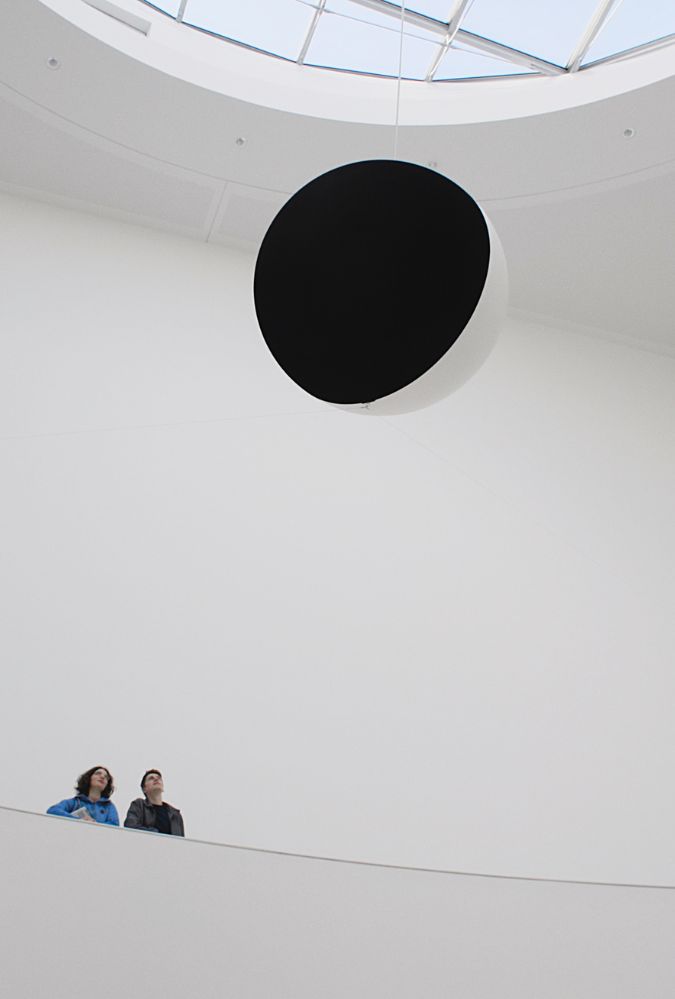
584,29,675,67
298,0,328,65
566,0,623,71
344,0,564,76
139,0,675,82
424,0,472,82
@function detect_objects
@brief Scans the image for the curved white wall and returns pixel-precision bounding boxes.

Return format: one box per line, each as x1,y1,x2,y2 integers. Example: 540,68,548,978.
3,807,675,998
1,192,674,884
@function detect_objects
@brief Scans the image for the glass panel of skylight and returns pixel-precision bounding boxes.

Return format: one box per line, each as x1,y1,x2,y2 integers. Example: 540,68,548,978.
402,1,458,21
306,1,443,79
332,1,452,27
435,41,537,79
182,0,314,61
582,0,675,64
322,0,445,41
459,0,600,67
141,0,181,15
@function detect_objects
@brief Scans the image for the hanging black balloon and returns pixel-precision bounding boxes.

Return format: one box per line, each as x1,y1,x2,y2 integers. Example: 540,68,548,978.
254,160,507,413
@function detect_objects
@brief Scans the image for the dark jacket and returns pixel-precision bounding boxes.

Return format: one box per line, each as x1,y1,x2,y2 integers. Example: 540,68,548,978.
124,798,184,836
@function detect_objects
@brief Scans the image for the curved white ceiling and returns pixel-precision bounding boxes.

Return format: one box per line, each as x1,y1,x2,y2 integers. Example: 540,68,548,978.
142,0,675,84
2,0,674,349
41,0,675,124
9,1,675,193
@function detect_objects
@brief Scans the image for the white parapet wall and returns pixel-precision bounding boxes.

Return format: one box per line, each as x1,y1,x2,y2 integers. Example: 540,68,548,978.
2,806,674,998
1,192,675,886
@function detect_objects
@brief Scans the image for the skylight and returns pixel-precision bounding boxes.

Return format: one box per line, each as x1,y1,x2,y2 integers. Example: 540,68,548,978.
143,0,675,81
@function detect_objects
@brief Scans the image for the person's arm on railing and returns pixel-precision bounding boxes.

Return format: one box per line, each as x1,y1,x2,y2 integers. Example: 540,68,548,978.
124,799,156,831
47,797,85,819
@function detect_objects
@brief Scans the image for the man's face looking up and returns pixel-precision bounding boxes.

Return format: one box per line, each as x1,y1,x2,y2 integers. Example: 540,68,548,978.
144,772,163,794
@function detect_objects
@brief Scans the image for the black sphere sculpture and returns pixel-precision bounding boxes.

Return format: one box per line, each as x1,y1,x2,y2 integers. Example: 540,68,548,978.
254,160,507,414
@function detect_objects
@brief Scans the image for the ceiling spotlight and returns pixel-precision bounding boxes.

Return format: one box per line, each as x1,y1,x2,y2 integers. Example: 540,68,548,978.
46,57,61,70
235,137,246,146
623,127,635,138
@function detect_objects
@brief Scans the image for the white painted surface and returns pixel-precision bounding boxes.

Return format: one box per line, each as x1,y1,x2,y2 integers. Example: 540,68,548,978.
38,0,675,123
2,2,674,348
2,807,675,999
1,193,674,885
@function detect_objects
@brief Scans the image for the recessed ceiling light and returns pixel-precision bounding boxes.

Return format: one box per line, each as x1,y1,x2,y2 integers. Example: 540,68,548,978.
46,57,61,70
623,127,636,138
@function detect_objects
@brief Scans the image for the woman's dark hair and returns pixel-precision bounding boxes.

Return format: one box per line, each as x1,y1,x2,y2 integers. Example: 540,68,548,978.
75,766,114,799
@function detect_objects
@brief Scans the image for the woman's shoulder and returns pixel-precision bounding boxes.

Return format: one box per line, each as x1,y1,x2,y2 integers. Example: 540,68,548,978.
46,795,81,814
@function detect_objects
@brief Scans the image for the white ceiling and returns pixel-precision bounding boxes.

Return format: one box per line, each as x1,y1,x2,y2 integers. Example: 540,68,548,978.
1,0,674,351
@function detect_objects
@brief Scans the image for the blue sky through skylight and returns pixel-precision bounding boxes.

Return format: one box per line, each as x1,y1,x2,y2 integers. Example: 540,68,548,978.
404,1,458,20
183,0,314,60
583,0,675,64
436,43,536,80
307,3,441,79
142,0,675,79
459,0,600,66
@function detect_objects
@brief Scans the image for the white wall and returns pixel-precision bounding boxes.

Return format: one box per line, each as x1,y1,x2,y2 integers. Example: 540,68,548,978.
1,191,674,884
4,806,675,999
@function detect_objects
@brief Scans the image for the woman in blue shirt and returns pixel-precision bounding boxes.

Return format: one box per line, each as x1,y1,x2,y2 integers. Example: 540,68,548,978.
47,765,120,826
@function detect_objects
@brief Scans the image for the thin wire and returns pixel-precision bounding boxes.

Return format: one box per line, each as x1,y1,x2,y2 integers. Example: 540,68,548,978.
393,1,406,158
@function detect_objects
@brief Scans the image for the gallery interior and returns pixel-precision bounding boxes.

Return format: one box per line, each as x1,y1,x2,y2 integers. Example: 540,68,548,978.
1,1,674,995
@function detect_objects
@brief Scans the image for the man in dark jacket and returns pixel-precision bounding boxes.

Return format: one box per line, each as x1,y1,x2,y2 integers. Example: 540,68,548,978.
124,769,184,836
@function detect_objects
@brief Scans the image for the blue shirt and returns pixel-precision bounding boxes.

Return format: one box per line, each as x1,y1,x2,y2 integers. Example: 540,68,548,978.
47,794,120,826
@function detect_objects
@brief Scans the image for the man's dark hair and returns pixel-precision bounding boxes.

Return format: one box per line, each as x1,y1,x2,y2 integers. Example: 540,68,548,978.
76,766,114,799
141,769,162,791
